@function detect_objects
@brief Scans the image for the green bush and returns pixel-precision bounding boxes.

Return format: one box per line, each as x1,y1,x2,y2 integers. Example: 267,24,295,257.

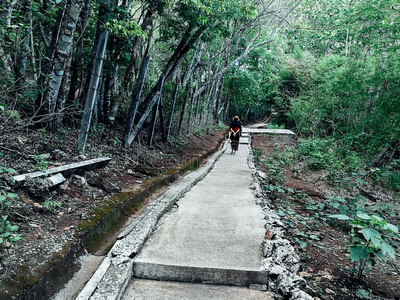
295,138,363,178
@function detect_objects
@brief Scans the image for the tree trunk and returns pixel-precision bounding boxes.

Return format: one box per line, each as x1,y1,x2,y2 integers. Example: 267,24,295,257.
123,55,151,148
124,75,165,148
177,85,190,136
77,30,109,152
147,95,160,147
166,82,179,141
54,54,73,129
158,97,167,142
108,6,155,122
141,25,206,109
41,0,83,130
0,0,18,77
67,0,91,103
97,76,105,123
79,1,109,104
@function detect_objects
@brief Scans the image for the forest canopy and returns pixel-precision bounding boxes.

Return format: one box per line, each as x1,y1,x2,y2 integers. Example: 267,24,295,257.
0,0,399,176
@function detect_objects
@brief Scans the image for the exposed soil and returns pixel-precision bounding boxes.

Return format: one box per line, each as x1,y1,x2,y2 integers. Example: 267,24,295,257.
0,124,227,298
252,134,400,300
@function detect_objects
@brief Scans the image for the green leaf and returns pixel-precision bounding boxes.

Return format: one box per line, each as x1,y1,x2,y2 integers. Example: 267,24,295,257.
355,288,371,299
6,168,17,174
0,195,6,201
383,223,399,234
0,102,5,112
349,246,368,262
328,214,351,220
381,243,396,259
360,228,381,242
278,209,286,216
9,225,19,232
0,237,3,244
371,236,381,248
297,239,307,248
371,215,383,222
6,193,19,198
1,232,11,238
356,212,371,220
375,251,387,261
356,178,368,185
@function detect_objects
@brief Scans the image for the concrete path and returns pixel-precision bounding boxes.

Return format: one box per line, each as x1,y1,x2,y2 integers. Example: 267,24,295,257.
123,133,271,298
122,279,275,300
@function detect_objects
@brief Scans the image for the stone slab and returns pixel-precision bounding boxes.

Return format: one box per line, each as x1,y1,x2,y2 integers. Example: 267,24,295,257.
133,261,269,286
248,129,295,135
239,137,250,144
48,173,66,187
13,157,111,185
122,279,275,300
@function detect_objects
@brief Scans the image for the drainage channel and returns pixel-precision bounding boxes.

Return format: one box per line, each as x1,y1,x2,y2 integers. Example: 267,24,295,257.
1,134,228,300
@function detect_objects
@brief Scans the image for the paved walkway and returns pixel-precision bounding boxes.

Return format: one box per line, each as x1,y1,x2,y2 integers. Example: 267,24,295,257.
122,132,273,299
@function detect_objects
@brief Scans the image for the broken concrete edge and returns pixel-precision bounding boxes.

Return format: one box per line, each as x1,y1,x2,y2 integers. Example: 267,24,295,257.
246,141,314,300
75,257,111,300
75,140,229,300
12,157,112,186
132,261,269,287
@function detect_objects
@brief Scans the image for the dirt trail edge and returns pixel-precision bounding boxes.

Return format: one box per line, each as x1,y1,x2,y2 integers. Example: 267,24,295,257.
75,128,312,300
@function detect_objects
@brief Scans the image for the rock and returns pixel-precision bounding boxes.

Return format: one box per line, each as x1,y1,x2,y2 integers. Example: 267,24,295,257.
262,239,300,273
126,169,134,175
299,272,312,278
326,288,336,295
257,170,267,180
72,175,87,187
86,172,120,194
277,274,306,296
51,149,67,159
290,288,314,300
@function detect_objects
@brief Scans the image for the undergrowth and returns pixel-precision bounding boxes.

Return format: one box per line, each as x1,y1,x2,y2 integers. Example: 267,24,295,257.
253,141,400,298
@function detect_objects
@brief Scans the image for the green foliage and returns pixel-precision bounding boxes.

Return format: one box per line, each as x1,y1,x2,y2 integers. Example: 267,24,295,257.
355,289,372,299
43,200,62,210
213,120,226,131
105,19,145,39
294,138,362,178
0,192,22,247
31,155,48,172
169,135,189,148
253,147,262,161
0,165,17,174
329,211,399,281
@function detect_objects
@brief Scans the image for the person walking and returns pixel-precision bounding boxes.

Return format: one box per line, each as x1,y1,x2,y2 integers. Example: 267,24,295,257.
229,116,242,154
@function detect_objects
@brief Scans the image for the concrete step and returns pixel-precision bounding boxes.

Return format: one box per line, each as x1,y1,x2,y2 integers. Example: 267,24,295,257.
132,261,269,287
122,279,274,300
